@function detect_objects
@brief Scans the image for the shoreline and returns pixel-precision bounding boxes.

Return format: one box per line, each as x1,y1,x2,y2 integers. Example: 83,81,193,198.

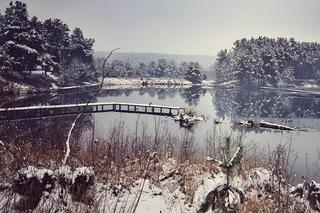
2,76,320,99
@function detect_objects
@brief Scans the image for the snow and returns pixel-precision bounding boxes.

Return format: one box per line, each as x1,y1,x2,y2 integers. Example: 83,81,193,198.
51,82,58,89
201,80,215,86
259,120,296,131
303,83,319,89
56,165,73,180
17,166,53,182
104,77,193,86
55,83,99,90
15,43,39,55
16,166,94,185
72,167,94,184
227,146,242,167
218,80,238,88
62,113,81,165
174,113,206,123
0,102,184,111
47,72,59,81
3,162,319,212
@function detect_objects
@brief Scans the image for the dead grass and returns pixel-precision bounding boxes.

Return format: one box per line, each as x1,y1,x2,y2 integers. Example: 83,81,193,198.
0,117,309,212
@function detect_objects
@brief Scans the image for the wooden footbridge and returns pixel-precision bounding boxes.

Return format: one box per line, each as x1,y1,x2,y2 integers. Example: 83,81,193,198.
0,102,185,121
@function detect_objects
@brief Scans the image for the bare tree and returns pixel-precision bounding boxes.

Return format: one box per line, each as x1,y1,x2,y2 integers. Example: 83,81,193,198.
62,48,119,165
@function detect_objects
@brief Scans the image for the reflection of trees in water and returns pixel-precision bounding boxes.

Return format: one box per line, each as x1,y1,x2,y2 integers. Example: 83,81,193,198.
180,86,206,106
99,87,178,99
2,90,96,108
5,86,209,110
0,114,93,151
124,89,133,96
212,89,320,119
99,87,202,104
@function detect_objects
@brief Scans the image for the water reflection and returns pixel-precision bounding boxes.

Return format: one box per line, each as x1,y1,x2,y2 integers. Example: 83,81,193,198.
1,86,206,109
212,89,320,120
1,86,320,180
180,86,206,106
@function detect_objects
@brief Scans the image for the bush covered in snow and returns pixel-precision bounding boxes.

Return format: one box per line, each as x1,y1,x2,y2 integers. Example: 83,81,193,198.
1,166,94,211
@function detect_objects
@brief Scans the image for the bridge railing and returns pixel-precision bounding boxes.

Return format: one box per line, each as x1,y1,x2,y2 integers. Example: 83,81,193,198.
0,102,185,121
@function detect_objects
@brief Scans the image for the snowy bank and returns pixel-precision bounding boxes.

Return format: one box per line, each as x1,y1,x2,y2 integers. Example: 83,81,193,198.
104,77,215,87
104,77,192,86
1,157,319,212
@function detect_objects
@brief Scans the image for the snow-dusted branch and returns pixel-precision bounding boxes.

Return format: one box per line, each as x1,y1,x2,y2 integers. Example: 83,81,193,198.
62,48,119,166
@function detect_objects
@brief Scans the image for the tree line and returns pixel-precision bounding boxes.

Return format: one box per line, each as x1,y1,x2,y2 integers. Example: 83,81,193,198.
0,1,95,84
215,36,320,86
98,58,207,83
0,1,207,85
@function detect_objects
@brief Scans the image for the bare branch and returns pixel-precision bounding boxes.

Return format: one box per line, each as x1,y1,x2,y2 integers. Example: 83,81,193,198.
62,48,119,165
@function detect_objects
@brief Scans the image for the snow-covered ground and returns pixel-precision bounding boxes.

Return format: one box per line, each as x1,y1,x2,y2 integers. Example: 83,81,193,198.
1,158,318,212
104,77,215,87
104,77,192,86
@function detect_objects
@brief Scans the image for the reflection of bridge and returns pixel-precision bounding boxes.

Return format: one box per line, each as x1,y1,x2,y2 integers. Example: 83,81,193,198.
0,102,185,121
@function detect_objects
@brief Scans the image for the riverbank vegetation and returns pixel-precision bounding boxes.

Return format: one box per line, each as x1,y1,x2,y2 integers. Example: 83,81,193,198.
0,117,320,212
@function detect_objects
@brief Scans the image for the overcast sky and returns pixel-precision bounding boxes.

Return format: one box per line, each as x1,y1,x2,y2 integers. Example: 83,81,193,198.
1,0,320,55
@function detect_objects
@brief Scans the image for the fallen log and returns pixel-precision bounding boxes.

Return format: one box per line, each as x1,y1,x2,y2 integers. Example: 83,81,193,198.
234,120,308,131
259,120,296,131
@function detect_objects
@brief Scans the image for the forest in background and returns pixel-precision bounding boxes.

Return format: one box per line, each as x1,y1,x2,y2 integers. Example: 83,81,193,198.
215,37,320,87
1,1,320,88
0,1,208,87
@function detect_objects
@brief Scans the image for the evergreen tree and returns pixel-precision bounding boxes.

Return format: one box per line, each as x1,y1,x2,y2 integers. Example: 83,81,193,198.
199,137,244,212
155,58,167,77
69,27,94,64
42,18,70,72
0,1,40,73
215,37,320,86
0,1,96,83
147,61,157,77
185,61,203,84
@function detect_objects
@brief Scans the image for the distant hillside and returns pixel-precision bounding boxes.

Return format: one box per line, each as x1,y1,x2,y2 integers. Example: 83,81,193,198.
94,52,215,69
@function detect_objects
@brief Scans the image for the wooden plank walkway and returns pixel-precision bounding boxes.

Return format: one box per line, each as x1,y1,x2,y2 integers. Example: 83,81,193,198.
0,102,185,121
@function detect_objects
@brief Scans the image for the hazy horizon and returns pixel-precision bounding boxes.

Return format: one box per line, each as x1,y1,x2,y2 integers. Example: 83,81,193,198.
1,0,320,55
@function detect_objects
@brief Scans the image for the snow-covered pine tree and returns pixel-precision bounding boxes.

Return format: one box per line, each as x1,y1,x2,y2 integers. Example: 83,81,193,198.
42,18,71,72
185,61,203,84
69,27,94,64
1,1,41,73
198,136,244,213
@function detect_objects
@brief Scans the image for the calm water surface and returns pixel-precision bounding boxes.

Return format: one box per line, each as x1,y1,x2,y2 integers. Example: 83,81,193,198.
3,86,320,180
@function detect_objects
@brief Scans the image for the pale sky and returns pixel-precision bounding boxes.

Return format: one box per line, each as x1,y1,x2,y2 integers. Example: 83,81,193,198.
1,0,320,55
